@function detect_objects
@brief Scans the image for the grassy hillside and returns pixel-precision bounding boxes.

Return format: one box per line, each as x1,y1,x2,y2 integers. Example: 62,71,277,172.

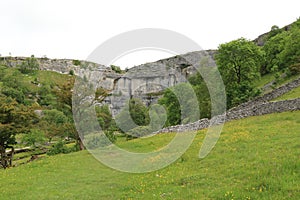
0,66,69,91
1,111,299,199
273,86,300,101
253,73,300,94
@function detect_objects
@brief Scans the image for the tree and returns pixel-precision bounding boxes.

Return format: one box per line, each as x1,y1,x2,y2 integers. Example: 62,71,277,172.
216,38,263,107
267,25,283,39
38,109,69,142
158,88,180,126
71,77,108,150
262,31,288,73
18,55,39,74
95,105,116,131
37,85,56,106
54,77,75,117
158,83,199,126
21,129,46,147
0,96,36,168
261,19,300,76
279,24,300,71
53,77,86,150
0,68,28,94
115,98,150,134
128,98,150,126
188,72,211,119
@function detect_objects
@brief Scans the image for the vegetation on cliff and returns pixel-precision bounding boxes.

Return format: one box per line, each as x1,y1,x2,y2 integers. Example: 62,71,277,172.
0,19,300,168
159,18,300,125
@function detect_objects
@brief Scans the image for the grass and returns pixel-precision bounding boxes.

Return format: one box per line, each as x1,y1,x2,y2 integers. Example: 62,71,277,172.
277,74,300,86
0,111,299,199
272,86,300,101
35,70,71,87
253,73,275,89
253,73,300,94
0,66,71,93
19,70,71,93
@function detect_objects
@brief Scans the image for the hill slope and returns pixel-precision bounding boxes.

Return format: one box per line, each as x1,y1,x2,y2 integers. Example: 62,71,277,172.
1,111,299,199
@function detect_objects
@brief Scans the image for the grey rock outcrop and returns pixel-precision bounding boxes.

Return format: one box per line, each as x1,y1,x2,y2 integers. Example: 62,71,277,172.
2,53,299,135
1,51,216,116
107,50,217,115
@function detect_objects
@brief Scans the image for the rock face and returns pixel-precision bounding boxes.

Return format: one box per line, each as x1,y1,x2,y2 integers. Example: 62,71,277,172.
2,53,299,134
105,58,191,116
105,50,217,115
1,56,121,90
1,50,216,116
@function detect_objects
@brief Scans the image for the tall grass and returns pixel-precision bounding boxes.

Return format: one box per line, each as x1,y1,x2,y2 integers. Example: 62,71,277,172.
0,111,299,199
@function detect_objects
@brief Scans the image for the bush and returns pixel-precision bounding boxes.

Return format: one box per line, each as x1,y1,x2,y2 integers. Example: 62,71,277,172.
273,72,282,84
22,129,46,147
95,87,109,101
110,65,123,74
105,129,116,143
72,60,81,66
2,87,25,104
47,140,74,156
18,55,39,74
84,134,105,149
69,143,80,152
289,63,300,75
84,131,116,149
126,126,153,139
69,69,75,76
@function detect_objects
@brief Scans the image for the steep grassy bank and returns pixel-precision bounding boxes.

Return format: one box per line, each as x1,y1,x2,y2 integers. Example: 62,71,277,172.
0,111,299,199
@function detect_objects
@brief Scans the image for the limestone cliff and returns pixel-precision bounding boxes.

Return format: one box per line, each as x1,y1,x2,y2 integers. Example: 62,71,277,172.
104,50,216,115
1,50,216,116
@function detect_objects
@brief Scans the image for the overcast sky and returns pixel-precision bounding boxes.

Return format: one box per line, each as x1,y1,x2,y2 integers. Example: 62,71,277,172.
1,0,299,68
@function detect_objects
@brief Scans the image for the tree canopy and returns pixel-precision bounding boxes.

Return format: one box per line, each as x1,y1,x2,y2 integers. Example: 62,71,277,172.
0,95,36,168
216,38,263,107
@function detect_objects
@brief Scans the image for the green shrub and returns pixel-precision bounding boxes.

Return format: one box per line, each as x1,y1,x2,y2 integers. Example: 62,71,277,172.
2,87,25,104
273,72,282,84
105,129,116,143
84,131,116,149
18,55,39,74
68,143,80,152
72,60,81,66
126,126,153,139
22,129,46,147
95,87,109,101
110,65,123,74
47,140,72,156
69,69,75,76
289,63,300,75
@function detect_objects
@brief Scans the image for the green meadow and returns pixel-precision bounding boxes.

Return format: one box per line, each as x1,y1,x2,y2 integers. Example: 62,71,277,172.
1,111,299,199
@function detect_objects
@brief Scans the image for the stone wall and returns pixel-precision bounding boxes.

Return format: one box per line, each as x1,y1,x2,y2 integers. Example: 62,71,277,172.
155,77,300,133
3,55,299,129
230,76,300,112
156,98,300,134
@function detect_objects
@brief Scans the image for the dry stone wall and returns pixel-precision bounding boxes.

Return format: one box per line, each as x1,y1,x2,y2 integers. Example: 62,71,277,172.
156,98,300,134
230,77,300,112
156,77,300,133
2,56,299,133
